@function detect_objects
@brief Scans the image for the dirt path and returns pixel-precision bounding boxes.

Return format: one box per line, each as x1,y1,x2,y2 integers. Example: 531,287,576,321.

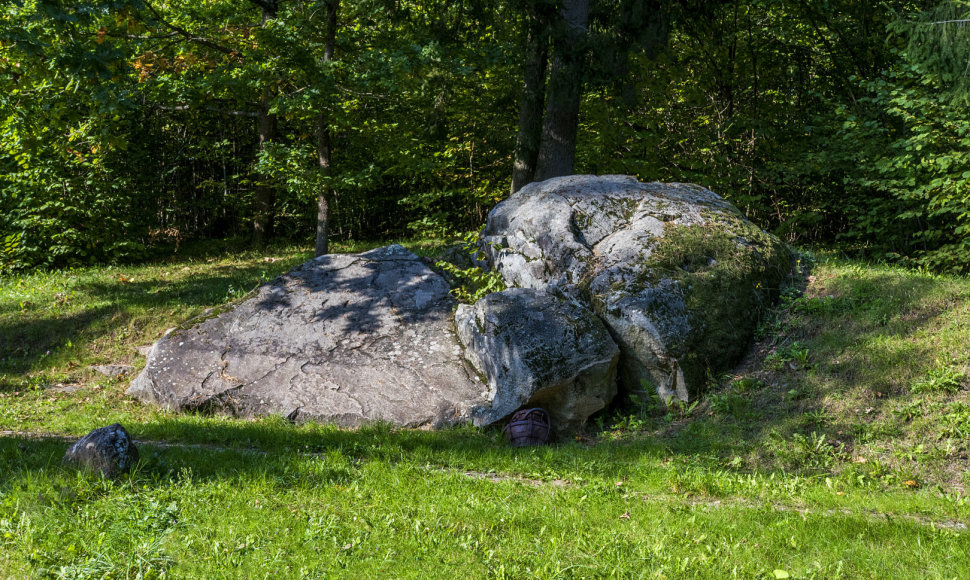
2,428,966,532
0,429,268,454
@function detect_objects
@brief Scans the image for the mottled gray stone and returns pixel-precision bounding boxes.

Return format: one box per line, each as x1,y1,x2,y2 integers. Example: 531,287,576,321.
480,175,791,401
63,423,139,478
456,288,619,430
91,364,135,378
45,383,81,393
594,280,691,402
480,176,728,292
127,245,488,428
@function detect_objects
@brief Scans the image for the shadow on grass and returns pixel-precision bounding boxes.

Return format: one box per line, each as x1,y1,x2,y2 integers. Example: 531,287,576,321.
1,259,964,488
0,242,451,377
0,259,309,377
0,307,117,385
647,266,970,476
0,416,671,491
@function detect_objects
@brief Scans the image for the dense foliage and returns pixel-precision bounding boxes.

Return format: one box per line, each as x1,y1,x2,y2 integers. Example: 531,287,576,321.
4,0,970,271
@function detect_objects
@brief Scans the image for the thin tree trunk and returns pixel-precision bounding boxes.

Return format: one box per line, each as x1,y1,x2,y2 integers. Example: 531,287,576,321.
534,0,589,182
315,113,332,256
254,92,278,246
253,0,280,247
315,0,338,257
510,5,549,194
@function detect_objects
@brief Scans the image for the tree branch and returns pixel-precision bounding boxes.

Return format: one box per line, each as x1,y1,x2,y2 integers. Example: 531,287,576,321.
117,32,181,41
142,0,237,56
154,104,258,118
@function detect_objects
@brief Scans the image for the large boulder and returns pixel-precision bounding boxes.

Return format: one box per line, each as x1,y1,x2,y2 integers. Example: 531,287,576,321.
128,245,489,428
479,175,791,401
63,423,139,479
456,288,619,431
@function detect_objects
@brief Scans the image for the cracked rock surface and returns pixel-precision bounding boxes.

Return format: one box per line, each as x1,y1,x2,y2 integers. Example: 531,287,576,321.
127,244,488,428
456,288,619,431
479,175,791,401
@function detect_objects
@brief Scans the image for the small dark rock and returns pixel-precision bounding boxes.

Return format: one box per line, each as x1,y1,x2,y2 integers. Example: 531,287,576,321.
504,408,552,447
63,423,139,478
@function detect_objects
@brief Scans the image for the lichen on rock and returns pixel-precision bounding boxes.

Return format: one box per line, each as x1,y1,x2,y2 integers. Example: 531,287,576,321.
479,174,792,402
128,244,489,428
455,288,619,431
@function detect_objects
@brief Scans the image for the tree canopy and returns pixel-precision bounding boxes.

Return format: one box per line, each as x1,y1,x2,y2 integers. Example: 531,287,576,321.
4,0,970,272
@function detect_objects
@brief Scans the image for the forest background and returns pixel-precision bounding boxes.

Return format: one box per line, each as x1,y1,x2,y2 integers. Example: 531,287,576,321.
4,0,970,273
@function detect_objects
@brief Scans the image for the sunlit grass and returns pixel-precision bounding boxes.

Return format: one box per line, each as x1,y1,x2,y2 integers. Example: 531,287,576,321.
1,247,970,576
1,428,967,578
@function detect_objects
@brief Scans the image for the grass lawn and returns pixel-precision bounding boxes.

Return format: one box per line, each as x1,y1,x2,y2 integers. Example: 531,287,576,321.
1,243,969,578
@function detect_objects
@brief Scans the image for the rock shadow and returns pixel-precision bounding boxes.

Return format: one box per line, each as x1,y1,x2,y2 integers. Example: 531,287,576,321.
0,258,307,378
247,247,456,338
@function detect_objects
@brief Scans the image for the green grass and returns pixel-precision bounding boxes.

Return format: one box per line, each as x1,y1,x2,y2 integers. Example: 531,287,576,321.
2,247,970,577
3,426,969,578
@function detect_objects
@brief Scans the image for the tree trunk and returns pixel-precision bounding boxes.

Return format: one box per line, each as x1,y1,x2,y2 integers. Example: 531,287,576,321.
253,0,280,247
510,5,550,194
315,0,338,257
315,113,332,257
534,0,589,182
254,91,277,246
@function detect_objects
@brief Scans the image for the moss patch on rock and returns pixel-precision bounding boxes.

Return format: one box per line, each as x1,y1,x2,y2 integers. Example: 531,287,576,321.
645,218,793,389
479,176,795,402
